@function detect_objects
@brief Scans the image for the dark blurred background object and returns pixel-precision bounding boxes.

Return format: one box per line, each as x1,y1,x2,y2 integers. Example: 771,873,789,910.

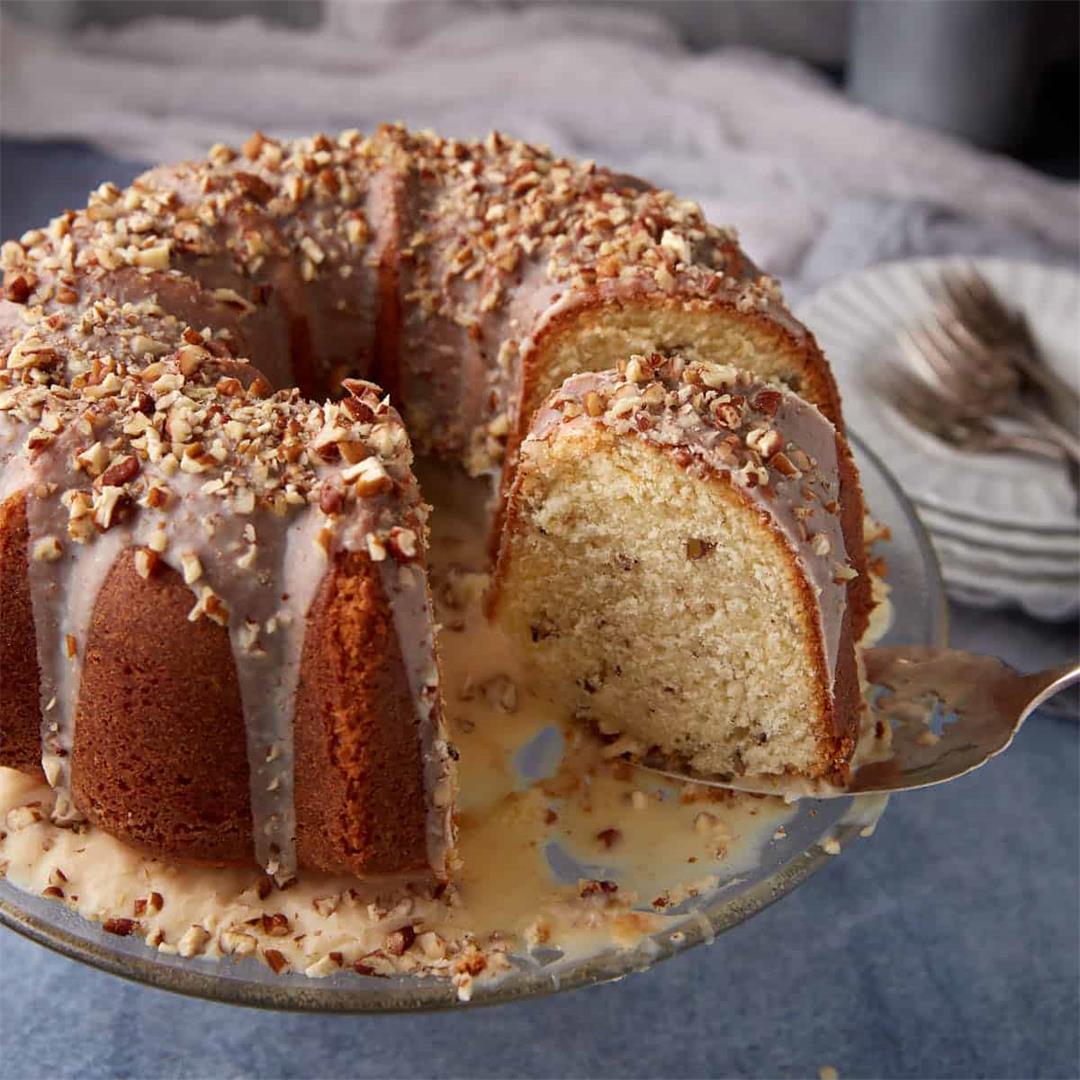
848,0,1079,169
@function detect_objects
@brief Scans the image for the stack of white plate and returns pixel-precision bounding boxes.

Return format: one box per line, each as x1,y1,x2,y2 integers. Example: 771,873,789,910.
796,256,1079,621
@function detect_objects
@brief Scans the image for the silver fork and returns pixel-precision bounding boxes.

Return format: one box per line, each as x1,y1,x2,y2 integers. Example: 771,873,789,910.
936,268,1080,421
880,365,1070,463
898,312,1080,465
878,357,1080,504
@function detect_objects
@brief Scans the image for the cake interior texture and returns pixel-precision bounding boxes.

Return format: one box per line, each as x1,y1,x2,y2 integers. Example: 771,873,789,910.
493,355,865,780
496,430,834,777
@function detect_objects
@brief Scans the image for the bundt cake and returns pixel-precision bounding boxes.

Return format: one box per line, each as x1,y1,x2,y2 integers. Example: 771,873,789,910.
491,355,868,781
0,126,864,880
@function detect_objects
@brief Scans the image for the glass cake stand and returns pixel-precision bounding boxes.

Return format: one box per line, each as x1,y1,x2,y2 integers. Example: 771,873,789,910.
0,433,947,1012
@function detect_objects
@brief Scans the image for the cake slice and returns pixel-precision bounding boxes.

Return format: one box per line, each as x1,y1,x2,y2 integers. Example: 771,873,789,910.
490,355,867,781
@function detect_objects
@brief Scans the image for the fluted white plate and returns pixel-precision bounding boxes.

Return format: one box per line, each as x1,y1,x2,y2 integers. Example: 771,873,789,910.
795,257,1080,536
914,501,1079,560
937,568,1077,621
927,528,1076,579
913,488,1079,621
932,536,1076,619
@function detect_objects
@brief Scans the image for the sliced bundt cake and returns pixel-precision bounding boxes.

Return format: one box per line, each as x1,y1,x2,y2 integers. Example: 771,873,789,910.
0,127,864,878
491,355,868,781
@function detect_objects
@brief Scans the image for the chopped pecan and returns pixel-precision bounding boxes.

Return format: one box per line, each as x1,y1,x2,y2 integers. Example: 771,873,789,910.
103,918,137,937
384,925,416,957
3,272,31,304
98,454,139,489
752,389,783,417
234,171,274,205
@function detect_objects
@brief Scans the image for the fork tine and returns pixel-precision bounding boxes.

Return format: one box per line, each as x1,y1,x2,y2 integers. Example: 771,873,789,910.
877,364,954,437
929,309,998,368
940,269,1013,344
940,270,986,328
940,270,1079,409
876,346,1038,455
909,269,1079,458
922,311,1010,402
964,268,1001,311
934,311,981,357
879,360,1065,460
967,271,1019,337
879,364,927,412
900,328,968,410
934,310,1017,393
881,370,996,450
910,318,978,401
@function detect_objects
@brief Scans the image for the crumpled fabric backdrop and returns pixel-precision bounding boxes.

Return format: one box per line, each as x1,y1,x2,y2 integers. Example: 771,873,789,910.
1,0,1077,291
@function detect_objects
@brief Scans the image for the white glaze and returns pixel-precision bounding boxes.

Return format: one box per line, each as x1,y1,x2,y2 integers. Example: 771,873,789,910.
378,560,450,875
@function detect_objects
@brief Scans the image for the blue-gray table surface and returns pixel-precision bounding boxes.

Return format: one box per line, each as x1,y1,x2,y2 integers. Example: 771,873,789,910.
0,140,1076,1080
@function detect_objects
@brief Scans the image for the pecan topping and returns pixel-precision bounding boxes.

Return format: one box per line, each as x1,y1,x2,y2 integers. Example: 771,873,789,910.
264,948,288,973
385,925,417,956
233,171,275,204
4,271,31,303
752,389,783,416
98,454,140,489
103,918,137,937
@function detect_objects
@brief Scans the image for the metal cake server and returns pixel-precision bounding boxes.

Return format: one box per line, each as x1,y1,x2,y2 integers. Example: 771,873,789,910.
637,646,1079,799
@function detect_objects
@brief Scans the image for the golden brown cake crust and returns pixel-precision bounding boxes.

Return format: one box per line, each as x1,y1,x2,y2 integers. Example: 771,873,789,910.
517,288,846,441
73,548,254,864
294,551,431,877
25,538,436,876
0,493,42,773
